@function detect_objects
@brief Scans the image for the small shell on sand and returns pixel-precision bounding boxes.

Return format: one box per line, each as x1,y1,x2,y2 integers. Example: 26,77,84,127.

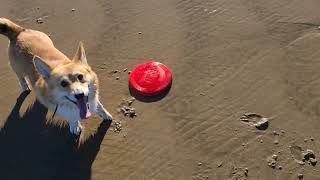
254,118,269,130
36,18,44,24
302,149,315,161
217,162,223,168
267,154,278,168
310,158,317,166
297,173,304,179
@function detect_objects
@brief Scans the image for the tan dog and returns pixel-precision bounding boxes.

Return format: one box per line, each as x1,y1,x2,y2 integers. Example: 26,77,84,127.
0,18,112,135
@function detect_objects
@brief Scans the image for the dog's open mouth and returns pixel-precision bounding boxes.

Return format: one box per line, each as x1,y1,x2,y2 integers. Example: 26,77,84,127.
65,96,92,119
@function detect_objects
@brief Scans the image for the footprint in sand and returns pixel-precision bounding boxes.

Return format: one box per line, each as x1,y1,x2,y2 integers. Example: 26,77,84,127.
290,145,317,166
240,113,269,130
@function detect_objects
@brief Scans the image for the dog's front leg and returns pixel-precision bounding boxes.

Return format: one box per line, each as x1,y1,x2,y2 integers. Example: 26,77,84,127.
18,78,31,92
69,120,83,135
97,100,112,121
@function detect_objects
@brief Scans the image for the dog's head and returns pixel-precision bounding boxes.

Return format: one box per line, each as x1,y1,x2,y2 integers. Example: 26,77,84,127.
34,42,98,119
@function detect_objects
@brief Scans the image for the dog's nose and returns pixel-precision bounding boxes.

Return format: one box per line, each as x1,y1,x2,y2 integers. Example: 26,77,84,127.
74,93,84,100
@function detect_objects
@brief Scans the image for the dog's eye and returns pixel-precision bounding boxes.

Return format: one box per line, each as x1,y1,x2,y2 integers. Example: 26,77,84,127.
77,74,83,81
60,80,69,87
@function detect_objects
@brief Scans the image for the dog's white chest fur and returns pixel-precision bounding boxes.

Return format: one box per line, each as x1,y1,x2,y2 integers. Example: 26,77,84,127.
55,98,98,122
56,103,82,122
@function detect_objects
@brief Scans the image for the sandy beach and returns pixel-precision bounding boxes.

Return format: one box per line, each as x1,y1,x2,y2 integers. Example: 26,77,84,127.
1,0,320,179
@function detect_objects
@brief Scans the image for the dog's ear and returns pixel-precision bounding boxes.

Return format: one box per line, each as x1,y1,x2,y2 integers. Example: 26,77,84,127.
33,56,52,79
73,41,87,64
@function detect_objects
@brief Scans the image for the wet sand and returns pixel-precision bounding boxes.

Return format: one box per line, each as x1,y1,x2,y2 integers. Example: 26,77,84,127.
1,0,320,179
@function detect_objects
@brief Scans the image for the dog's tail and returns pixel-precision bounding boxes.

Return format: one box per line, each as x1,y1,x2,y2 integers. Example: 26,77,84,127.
0,18,24,40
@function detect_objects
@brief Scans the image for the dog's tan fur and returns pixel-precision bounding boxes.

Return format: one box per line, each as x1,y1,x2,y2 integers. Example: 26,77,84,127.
0,18,112,135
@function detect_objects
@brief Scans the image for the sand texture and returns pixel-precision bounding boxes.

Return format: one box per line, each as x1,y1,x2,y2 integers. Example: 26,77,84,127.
1,0,320,179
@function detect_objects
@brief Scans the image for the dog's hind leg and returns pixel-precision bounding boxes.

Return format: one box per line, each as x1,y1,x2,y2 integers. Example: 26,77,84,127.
11,66,31,92
14,70,31,92
8,55,32,92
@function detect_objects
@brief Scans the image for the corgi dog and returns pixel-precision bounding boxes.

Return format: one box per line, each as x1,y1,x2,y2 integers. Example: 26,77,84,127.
0,18,112,135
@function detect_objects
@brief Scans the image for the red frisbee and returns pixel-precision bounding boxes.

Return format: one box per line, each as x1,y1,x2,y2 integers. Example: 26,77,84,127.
129,61,173,96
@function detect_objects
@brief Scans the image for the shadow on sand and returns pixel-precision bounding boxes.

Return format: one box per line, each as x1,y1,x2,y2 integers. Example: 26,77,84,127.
129,82,172,103
0,91,111,180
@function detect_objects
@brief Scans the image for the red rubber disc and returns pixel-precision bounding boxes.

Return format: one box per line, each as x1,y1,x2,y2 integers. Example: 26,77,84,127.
129,61,173,96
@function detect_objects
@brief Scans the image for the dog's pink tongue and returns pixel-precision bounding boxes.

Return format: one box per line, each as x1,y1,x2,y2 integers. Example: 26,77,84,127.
76,96,91,119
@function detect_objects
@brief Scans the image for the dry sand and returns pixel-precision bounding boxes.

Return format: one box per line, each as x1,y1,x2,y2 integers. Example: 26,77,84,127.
1,0,320,179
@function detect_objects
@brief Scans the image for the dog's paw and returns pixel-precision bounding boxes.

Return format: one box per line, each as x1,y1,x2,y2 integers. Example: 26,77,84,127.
69,122,82,135
23,89,31,94
70,126,81,135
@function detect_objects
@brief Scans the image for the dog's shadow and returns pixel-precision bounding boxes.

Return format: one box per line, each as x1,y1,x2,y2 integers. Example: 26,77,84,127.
0,91,111,180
